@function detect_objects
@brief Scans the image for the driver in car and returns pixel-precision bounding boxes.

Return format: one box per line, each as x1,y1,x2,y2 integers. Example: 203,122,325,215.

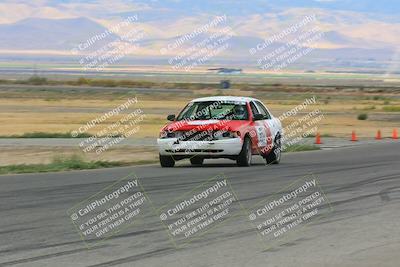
233,105,247,120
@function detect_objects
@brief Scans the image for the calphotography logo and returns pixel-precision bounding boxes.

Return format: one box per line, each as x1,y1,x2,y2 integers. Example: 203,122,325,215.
250,15,325,71
155,174,246,247
71,15,145,71
71,97,146,155
246,174,333,250
67,173,150,247
161,15,235,71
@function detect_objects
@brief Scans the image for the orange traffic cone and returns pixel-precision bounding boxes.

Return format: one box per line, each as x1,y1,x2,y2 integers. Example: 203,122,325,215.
315,133,322,144
393,129,398,139
375,130,382,140
351,131,358,141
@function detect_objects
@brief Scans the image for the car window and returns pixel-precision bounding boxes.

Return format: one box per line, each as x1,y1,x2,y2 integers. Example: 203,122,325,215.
255,101,271,119
250,101,259,116
177,101,249,120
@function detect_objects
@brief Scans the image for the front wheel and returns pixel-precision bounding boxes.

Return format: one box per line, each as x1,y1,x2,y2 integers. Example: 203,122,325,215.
159,154,175,167
265,135,281,165
237,137,252,167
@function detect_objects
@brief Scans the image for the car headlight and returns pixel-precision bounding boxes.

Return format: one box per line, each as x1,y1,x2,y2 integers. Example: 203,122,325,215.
160,131,184,139
159,131,170,138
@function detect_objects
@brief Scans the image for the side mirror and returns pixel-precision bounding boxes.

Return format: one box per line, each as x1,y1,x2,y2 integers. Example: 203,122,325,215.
167,114,176,121
253,114,264,121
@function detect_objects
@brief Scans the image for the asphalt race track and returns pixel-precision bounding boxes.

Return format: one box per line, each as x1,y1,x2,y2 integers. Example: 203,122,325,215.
0,142,399,267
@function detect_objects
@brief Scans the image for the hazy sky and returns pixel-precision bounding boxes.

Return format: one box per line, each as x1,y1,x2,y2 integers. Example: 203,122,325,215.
0,0,399,56
1,0,399,24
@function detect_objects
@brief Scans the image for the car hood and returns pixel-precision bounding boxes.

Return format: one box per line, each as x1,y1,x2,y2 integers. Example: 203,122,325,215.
162,120,251,132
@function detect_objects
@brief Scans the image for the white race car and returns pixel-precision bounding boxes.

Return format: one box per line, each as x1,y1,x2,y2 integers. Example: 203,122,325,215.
157,96,283,167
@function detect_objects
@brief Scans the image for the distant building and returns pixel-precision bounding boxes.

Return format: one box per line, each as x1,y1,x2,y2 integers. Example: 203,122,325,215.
208,68,243,74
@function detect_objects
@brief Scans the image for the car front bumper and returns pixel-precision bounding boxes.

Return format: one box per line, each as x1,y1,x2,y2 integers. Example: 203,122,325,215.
157,138,243,156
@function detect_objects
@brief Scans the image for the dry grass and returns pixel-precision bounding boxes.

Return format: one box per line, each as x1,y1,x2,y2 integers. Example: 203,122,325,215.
0,94,398,139
0,146,159,166
0,85,399,167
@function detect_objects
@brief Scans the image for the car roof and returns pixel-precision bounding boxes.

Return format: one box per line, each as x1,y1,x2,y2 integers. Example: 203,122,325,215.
191,96,259,103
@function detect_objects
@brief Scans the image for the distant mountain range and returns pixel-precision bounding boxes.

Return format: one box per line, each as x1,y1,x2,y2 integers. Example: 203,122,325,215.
0,13,397,70
0,18,118,51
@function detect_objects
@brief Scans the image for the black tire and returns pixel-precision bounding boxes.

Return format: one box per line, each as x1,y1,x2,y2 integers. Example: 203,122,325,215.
266,134,281,165
190,157,204,165
159,154,175,167
237,137,252,167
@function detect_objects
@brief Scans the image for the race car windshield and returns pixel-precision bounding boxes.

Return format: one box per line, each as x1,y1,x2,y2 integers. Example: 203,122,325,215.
177,101,249,121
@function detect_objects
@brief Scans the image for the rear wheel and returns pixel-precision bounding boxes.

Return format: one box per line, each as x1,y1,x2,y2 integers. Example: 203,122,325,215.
159,154,175,167
265,135,281,165
237,136,252,167
190,157,204,166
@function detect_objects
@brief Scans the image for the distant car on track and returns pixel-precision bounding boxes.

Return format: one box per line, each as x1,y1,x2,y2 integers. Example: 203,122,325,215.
157,96,283,167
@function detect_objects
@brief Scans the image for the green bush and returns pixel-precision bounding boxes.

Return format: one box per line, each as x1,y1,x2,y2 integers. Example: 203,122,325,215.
383,106,400,112
77,77,90,85
0,132,93,138
0,155,126,175
27,75,48,85
357,113,368,120
88,79,117,87
283,144,321,152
